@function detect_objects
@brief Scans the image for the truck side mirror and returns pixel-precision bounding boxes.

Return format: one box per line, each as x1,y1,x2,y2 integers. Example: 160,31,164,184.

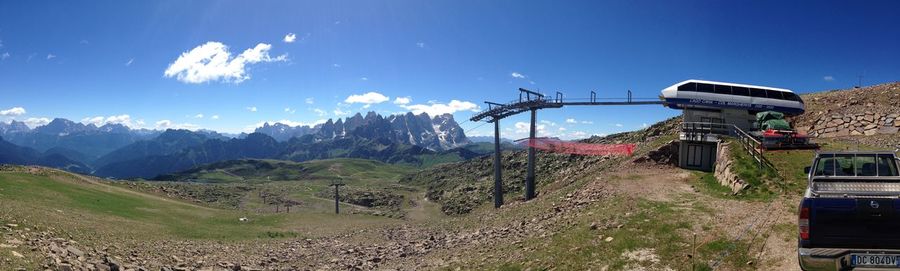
804,166,811,174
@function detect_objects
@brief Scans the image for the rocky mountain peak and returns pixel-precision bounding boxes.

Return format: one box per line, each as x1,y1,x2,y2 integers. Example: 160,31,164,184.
0,120,31,134
252,111,471,150
34,118,93,135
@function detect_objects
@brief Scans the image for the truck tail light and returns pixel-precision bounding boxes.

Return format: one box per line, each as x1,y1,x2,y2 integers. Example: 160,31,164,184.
799,206,810,240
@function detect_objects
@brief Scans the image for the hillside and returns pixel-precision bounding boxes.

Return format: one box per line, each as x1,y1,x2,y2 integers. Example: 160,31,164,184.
794,82,900,147
0,163,440,270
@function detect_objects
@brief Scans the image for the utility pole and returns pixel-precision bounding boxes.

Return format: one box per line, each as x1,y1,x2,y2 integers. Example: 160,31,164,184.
330,181,345,214
525,108,537,200
492,118,503,208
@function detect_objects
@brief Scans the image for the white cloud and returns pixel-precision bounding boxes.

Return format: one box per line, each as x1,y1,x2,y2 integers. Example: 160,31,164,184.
193,114,204,119
642,123,649,128
565,118,593,125
1,52,9,60
81,116,104,126
540,120,556,126
313,108,327,116
344,92,389,104
46,54,56,60
393,96,411,105
283,33,297,43
0,107,26,116
155,120,172,128
614,123,623,127
571,131,588,138
284,107,296,114
23,117,51,128
163,41,287,84
333,108,350,116
823,75,835,81
511,72,526,79
332,63,341,68
400,100,480,116
125,58,134,66
80,114,136,127
558,127,567,131
246,106,258,112
305,97,315,104
360,77,368,81
514,122,547,136
211,115,220,120
155,120,199,131
416,42,425,48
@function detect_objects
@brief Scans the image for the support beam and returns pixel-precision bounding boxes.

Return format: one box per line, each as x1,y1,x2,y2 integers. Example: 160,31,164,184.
330,183,345,214
525,109,537,200
493,119,503,208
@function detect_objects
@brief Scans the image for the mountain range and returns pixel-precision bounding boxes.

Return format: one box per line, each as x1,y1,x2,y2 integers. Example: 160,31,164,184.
0,112,475,179
253,112,468,150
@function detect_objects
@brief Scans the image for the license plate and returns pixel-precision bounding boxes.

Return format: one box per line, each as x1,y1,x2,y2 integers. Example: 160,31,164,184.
851,254,900,267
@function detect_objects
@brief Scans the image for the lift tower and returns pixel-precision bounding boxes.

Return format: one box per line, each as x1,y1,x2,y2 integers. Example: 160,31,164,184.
470,88,663,207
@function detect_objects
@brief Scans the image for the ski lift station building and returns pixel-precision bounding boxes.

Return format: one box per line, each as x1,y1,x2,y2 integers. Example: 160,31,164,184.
660,79,806,171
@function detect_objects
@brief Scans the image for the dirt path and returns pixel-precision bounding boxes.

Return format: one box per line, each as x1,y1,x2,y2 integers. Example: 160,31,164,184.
611,163,799,270
405,192,442,222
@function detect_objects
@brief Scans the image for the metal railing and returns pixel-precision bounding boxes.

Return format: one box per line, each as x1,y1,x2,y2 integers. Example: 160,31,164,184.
681,122,776,170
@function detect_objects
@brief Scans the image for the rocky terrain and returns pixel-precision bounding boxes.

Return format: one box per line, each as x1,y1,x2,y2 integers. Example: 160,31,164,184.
403,117,681,215
794,82,900,148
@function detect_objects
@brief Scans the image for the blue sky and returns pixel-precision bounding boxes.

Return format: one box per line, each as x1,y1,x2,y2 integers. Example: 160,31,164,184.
1,1,899,138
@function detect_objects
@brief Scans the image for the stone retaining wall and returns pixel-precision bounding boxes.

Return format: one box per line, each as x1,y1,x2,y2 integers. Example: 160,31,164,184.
713,141,749,193
802,112,900,138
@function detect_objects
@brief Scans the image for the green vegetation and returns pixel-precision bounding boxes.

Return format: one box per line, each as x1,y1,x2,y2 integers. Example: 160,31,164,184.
0,162,427,243
486,198,756,270
694,172,737,198
0,171,289,240
721,140,782,200
135,158,440,219
157,158,414,184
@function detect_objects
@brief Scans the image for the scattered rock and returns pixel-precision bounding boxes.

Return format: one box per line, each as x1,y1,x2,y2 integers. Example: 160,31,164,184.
66,246,84,258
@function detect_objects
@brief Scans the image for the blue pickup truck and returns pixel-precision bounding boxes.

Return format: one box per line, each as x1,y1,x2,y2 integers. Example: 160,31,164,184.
799,151,900,270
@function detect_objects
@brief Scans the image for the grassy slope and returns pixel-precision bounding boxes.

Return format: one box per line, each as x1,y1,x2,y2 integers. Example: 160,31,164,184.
0,168,400,242
129,158,441,221
163,158,413,184
0,170,286,240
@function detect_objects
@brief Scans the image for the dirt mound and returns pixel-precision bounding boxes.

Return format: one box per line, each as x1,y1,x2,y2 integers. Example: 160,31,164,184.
632,140,679,166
